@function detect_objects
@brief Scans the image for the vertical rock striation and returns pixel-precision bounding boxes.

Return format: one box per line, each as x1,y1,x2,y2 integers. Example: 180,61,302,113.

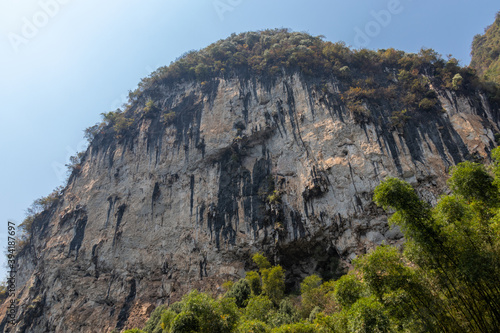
1,72,498,332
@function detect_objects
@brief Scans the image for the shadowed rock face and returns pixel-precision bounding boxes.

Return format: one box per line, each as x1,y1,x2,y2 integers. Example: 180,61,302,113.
1,73,498,332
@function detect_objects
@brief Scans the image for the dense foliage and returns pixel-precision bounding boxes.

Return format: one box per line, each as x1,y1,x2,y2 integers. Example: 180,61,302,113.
87,28,499,142
136,29,480,93
368,152,500,332
126,147,500,332
15,186,64,248
471,11,500,84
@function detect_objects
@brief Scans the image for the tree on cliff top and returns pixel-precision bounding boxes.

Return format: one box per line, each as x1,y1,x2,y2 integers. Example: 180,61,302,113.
471,11,500,84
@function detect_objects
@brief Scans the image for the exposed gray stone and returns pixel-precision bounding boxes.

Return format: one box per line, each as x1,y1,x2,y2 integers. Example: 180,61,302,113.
1,74,498,332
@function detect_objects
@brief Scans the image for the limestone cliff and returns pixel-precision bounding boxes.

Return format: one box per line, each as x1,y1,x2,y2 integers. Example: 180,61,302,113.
1,31,499,332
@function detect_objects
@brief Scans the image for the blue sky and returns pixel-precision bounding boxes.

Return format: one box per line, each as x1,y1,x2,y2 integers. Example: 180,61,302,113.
0,0,498,280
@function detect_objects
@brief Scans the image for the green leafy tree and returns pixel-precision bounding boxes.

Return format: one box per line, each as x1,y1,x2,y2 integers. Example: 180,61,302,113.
418,98,437,110
236,319,270,333
170,290,238,333
353,246,411,301
143,98,158,117
333,274,367,310
452,73,463,90
300,275,322,296
19,187,64,243
217,296,240,332
252,253,271,270
245,295,275,324
470,12,500,84
158,309,177,332
307,307,321,322
250,253,285,305
312,312,339,333
373,153,500,332
447,161,499,205
83,124,101,143
347,297,391,333
270,321,317,333
161,111,176,124
299,275,323,316
226,278,251,307
338,65,351,78
143,304,167,333
113,115,134,138
390,109,410,130
269,299,299,327
246,271,262,296
354,246,433,332
261,265,285,305
101,110,134,138
171,311,200,333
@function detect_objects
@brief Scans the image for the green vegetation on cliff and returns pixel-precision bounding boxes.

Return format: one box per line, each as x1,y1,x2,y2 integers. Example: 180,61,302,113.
127,151,500,332
88,28,499,142
137,28,480,93
471,11,500,84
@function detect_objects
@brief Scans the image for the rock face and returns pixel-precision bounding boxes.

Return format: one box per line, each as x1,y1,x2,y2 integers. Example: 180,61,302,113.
1,73,498,332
